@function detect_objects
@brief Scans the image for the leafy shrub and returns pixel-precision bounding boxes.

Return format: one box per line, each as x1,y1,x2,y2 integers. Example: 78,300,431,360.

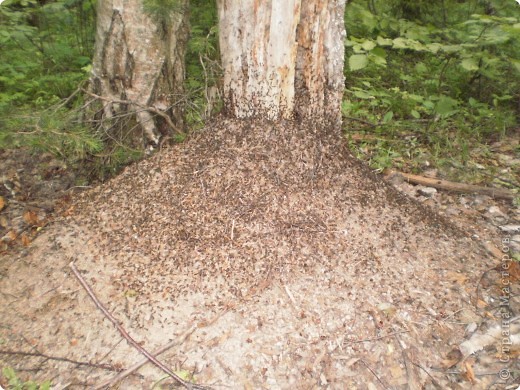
343,0,519,175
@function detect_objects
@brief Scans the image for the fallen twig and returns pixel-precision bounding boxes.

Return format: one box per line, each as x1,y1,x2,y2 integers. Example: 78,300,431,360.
360,359,390,390
384,169,516,200
69,262,211,390
411,362,443,389
0,350,124,372
93,326,198,390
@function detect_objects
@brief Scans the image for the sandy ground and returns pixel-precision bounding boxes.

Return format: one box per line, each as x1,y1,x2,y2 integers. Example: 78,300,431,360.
0,120,519,389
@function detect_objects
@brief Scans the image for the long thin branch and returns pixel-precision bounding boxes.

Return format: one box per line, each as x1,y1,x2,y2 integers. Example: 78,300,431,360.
384,169,516,200
360,359,390,390
81,89,184,135
93,326,197,390
51,85,84,113
69,262,210,390
0,350,124,372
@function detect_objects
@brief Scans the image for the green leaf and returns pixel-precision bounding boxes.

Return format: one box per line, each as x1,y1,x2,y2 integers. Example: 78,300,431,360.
434,96,459,117
423,100,435,109
371,47,386,58
40,381,52,390
349,54,368,71
352,90,374,99
511,60,520,73
460,58,479,72
352,44,366,54
383,111,394,123
392,37,409,49
376,36,393,46
370,53,387,66
441,45,461,53
407,94,425,103
361,39,376,51
411,109,421,119
425,43,442,53
344,39,355,47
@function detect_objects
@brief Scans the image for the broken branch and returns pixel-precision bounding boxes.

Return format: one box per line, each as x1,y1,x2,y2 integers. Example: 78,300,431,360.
384,169,516,200
93,326,197,390
0,350,124,372
69,262,210,390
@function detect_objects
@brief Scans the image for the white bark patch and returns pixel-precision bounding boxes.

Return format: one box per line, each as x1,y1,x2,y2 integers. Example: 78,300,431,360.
218,0,302,120
218,0,346,126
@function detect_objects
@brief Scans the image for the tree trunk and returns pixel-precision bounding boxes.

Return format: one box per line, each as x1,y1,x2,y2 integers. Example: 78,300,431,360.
217,0,346,126
90,0,189,146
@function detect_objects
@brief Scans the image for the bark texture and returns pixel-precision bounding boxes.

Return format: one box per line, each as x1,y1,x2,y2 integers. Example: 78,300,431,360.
217,0,346,125
90,0,189,145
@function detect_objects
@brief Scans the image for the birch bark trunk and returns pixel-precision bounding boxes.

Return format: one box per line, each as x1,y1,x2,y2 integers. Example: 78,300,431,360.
217,0,346,126
90,0,189,146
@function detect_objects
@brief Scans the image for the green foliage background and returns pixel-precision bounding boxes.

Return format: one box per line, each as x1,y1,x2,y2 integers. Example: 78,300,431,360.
343,0,520,179
0,0,518,184
0,0,100,175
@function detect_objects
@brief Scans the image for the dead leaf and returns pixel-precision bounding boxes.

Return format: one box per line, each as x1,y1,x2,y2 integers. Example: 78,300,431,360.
23,210,39,226
21,234,31,247
476,299,488,309
484,242,503,259
0,196,5,211
390,364,404,379
441,348,463,368
506,261,520,282
463,360,476,384
7,230,17,241
447,271,468,285
61,206,75,217
0,216,8,228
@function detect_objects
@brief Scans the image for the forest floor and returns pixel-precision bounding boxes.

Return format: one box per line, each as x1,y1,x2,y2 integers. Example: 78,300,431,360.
0,120,519,389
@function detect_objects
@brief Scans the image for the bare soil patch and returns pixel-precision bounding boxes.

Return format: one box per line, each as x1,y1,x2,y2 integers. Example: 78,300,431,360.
1,119,518,389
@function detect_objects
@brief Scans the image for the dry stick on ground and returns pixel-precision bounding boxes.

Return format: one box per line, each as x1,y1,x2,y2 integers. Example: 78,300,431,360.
93,326,198,390
359,359,390,390
69,262,211,390
411,362,443,389
99,276,267,388
384,169,516,200
97,304,233,389
0,350,124,372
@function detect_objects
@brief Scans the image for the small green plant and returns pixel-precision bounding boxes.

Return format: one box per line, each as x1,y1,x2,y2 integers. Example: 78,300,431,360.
152,370,197,389
2,367,51,390
185,0,221,126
